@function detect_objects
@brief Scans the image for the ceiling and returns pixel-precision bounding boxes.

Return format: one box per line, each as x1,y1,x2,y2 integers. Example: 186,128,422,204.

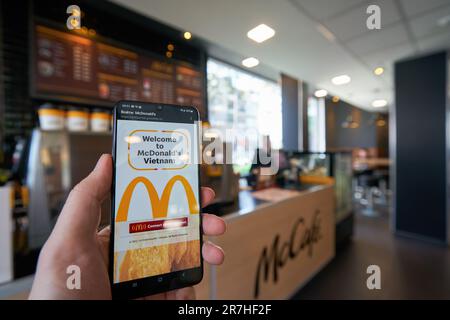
111,0,450,112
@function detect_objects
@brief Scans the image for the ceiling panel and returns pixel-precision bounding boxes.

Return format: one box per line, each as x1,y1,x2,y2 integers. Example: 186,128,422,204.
409,4,450,39
345,23,409,56
323,0,401,42
295,0,366,21
361,42,415,68
111,0,450,112
399,0,450,18
417,30,450,53
318,67,388,97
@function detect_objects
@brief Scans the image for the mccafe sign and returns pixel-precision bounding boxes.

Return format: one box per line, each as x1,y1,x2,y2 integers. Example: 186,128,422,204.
254,210,322,298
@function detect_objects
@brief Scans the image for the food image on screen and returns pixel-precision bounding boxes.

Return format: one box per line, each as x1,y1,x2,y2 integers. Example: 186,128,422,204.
113,118,200,284
116,240,200,283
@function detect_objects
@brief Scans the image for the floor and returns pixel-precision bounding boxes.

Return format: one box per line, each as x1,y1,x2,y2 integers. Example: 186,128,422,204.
293,208,450,299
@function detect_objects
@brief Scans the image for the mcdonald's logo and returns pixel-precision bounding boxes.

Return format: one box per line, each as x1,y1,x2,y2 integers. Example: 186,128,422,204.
116,175,199,222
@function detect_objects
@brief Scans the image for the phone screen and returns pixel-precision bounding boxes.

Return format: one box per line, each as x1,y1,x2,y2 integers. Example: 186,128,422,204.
111,101,202,296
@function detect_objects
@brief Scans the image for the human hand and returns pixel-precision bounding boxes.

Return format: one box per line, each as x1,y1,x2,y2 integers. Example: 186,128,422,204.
29,154,226,299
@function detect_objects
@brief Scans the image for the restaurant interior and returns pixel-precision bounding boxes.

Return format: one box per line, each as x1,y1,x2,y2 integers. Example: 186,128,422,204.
0,0,450,300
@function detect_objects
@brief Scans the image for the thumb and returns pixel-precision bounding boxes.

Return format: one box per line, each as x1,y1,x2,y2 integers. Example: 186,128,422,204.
52,154,112,239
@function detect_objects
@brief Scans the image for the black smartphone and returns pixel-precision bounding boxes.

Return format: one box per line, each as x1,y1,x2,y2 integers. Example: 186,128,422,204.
110,101,203,299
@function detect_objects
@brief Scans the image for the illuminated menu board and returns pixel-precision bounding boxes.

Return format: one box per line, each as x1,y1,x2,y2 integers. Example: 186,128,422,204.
33,25,205,117
175,65,204,110
139,57,175,104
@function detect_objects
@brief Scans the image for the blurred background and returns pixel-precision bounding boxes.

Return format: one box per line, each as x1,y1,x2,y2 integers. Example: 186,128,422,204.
0,0,450,299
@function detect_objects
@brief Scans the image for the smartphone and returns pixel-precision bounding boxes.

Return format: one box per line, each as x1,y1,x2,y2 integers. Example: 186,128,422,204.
110,101,203,299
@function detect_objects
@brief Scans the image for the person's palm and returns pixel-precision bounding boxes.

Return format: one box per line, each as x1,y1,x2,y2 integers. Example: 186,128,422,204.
29,154,225,300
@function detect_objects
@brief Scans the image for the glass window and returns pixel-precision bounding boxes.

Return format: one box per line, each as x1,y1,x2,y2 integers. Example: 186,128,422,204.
207,59,282,173
308,97,326,152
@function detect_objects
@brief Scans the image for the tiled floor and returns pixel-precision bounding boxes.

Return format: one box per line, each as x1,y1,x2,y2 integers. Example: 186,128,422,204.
293,210,450,299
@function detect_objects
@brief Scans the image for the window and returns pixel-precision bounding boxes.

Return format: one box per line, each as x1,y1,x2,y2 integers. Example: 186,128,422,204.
207,59,282,173
308,97,326,152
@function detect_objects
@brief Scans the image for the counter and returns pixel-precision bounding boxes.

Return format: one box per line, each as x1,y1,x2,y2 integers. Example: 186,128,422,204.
195,184,335,299
0,185,335,300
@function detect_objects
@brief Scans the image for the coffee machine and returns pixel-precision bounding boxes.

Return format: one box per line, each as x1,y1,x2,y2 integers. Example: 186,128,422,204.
200,141,240,206
26,129,112,249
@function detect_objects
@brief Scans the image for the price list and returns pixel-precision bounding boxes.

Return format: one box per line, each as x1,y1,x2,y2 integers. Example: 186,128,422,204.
33,25,205,117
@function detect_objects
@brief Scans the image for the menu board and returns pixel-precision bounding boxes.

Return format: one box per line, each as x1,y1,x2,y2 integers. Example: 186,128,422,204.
33,25,205,117
34,25,97,97
96,43,139,101
139,57,175,104
175,65,204,112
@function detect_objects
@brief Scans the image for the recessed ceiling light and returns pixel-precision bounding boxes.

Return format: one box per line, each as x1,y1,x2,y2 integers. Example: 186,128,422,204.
183,31,192,40
374,67,384,76
372,99,388,108
242,57,259,68
314,89,328,98
331,75,351,85
332,96,340,103
316,24,336,42
247,24,275,43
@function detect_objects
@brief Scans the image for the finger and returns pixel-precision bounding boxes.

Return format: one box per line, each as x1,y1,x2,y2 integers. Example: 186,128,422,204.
143,286,195,300
163,287,195,300
53,154,112,238
97,225,111,238
172,287,195,300
72,153,112,204
201,187,215,208
202,213,226,236
142,292,165,300
97,226,110,264
202,241,224,265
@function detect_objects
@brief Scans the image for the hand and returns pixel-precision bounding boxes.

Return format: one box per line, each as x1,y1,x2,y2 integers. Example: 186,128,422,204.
29,154,226,300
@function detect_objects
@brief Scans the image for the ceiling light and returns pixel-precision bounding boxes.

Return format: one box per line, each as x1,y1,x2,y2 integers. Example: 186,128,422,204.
331,75,351,85
372,99,387,108
332,96,340,103
242,57,259,68
374,114,387,127
183,31,192,40
316,24,336,42
314,89,328,98
374,67,384,76
247,24,275,43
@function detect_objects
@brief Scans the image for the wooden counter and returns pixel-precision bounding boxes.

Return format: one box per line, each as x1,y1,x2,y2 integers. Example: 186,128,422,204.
195,185,335,299
1,185,335,300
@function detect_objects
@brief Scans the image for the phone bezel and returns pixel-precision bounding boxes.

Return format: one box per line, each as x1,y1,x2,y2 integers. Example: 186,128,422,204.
109,100,203,300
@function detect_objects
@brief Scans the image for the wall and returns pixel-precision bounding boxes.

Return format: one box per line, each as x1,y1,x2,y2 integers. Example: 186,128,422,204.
281,74,299,151
376,116,389,158
0,0,3,149
1,0,33,168
325,98,387,154
394,51,448,244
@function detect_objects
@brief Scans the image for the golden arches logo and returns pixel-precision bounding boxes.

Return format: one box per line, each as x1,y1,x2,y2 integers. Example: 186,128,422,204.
116,175,199,222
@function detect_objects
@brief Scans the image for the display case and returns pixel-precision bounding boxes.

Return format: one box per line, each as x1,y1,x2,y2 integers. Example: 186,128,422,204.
287,151,353,247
